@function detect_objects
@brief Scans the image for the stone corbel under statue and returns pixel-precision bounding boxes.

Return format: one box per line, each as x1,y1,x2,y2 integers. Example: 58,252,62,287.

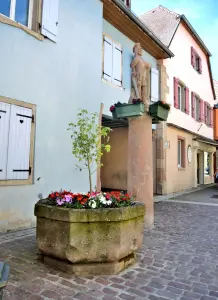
129,43,151,111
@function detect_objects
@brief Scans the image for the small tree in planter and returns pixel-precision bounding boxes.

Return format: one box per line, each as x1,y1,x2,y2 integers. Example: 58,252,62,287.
68,109,111,193
34,109,145,276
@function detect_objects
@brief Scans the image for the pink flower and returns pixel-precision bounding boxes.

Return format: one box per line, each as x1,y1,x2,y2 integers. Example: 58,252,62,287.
64,195,72,203
57,198,64,206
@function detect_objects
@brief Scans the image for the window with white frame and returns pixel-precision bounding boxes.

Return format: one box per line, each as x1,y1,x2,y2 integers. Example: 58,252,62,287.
178,140,182,168
103,36,123,87
178,138,185,168
0,0,33,27
0,0,59,42
0,101,34,182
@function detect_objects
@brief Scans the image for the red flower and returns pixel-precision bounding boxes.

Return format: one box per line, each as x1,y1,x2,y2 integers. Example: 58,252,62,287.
110,105,115,112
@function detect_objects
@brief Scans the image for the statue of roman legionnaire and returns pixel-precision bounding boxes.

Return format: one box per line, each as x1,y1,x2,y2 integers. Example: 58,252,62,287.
129,43,151,110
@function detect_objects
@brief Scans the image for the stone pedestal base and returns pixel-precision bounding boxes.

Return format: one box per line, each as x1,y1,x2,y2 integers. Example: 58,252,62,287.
42,253,136,276
128,115,154,227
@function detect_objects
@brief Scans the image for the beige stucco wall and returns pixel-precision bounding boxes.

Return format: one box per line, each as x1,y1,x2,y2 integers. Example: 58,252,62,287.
101,127,128,190
165,126,215,194
166,127,194,194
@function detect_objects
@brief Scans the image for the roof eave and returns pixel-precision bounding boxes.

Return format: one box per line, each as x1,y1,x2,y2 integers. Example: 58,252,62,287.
112,0,174,58
181,15,212,56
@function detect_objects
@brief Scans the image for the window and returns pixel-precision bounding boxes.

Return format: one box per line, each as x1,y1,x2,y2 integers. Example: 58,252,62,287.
191,47,202,74
0,99,35,185
204,102,213,127
121,0,131,8
0,0,32,27
195,96,201,121
174,78,189,114
103,36,123,87
178,138,185,168
191,92,205,122
178,84,183,111
0,0,59,42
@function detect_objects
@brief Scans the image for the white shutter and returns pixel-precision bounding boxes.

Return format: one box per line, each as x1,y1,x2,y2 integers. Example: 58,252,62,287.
6,105,32,180
151,68,159,102
0,102,10,180
112,43,122,87
103,36,113,82
41,0,59,42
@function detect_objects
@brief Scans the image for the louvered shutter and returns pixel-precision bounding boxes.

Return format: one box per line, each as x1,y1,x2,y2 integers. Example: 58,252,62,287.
6,105,32,180
150,68,159,102
185,86,189,114
191,92,195,118
103,36,113,82
210,107,214,128
41,0,59,42
200,99,204,122
0,102,10,180
112,42,122,87
191,47,195,67
199,57,202,74
204,102,208,124
174,77,179,108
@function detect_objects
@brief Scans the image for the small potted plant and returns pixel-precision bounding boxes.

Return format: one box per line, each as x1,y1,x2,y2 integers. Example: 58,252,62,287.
149,100,170,121
110,99,145,118
35,109,145,276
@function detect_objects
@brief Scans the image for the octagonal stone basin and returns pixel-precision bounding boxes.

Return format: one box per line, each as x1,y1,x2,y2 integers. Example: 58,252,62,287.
34,202,145,275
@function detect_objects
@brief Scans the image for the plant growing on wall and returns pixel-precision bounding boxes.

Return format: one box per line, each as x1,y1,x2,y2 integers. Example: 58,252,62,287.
68,109,111,193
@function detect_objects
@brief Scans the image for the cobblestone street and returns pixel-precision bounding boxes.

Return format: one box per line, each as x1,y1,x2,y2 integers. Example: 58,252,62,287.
1,200,218,300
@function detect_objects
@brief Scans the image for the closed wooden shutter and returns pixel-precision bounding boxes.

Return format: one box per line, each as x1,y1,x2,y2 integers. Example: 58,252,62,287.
191,47,195,67
174,77,179,108
112,42,122,87
151,68,159,102
210,107,214,128
191,92,195,118
41,0,59,42
0,102,10,180
200,99,204,122
204,102,207,124
6,105,32,180
185,86,189,114
103,36,113,82
199,57,202,74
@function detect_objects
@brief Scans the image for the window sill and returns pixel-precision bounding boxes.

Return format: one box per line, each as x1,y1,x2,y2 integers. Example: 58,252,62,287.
102,78,125,91
178,167,185,171
0,14,44,41
0,179,33,186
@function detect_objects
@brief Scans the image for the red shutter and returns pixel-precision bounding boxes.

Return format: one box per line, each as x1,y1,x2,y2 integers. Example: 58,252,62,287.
174,77,179,108
126,0,130,7
211,108,214,128
185,87,189,114
204,102,207,124
191,92,195,118
191,47,195,67
200,99,204,122
199,57,202,74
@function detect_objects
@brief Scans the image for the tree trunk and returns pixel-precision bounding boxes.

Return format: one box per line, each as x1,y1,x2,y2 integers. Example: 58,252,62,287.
87,159,92,194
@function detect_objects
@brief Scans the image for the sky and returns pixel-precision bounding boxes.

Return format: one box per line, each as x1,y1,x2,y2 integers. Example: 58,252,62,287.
132,0,218,80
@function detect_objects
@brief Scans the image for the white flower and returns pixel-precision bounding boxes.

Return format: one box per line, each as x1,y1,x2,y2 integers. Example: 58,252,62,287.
106,200,112,206
99,195,106,204
89,200,97,209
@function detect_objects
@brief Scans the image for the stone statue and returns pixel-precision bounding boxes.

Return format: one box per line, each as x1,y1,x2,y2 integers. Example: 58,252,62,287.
129,43,151,110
